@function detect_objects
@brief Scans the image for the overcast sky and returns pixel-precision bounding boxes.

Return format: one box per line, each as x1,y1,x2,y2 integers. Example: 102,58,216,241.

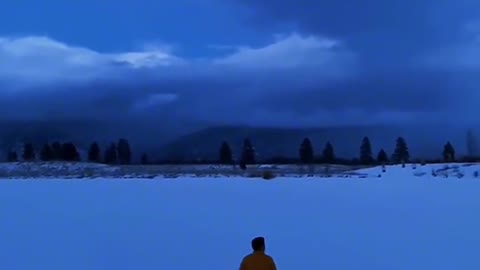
0,0,479,129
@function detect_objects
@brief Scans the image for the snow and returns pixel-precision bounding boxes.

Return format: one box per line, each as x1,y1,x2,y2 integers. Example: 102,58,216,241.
1,164,480,269
355,163,480,179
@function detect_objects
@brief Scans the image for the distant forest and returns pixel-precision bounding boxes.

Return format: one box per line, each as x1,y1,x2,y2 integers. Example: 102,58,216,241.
6,135,477,166
7,139,138,165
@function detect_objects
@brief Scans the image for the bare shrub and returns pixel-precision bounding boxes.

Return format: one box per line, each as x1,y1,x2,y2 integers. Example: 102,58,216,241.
245,170,275,180
261,170,276,180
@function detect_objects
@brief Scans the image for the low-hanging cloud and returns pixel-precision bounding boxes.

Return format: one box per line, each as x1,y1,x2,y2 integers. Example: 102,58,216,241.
222,0,480,124
0,34,357,124
0,26,478,135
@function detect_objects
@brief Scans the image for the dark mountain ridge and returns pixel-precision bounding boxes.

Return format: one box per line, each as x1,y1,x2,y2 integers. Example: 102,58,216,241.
159,124,474,161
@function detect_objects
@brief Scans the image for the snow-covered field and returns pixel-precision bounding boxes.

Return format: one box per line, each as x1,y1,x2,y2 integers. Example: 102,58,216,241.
1,164,480,269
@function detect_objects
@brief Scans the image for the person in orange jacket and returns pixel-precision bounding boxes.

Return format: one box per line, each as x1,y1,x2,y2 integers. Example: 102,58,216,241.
239,237,277,270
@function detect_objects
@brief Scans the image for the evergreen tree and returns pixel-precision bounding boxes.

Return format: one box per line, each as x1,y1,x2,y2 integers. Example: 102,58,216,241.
140,153,149,165
443,141,455,162
322,142,335,163
22,143,35,161
240,138,256,164
7,150,18,162
40,143,54,161
117,138,131,164
88,142,101,162
219,141,233,164
392,137,409,163
360,136,374,164
51,142,62,160
377,149,388,164
61,142,80,161
104,143,117,164
299,137,314,163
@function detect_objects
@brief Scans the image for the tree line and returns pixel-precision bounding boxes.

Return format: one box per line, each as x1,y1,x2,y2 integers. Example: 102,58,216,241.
219,136,459,167
6,139,150,165
6,136,460,165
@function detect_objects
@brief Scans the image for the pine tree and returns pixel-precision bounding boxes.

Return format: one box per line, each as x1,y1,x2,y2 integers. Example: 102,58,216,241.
360,136,374,164
117,139,131,164
392,137,409,163
61,142,80,161
377,149,388,164
104,143,117,164
40,143,53,161
299,137,314,164
141,153,149,165
219,141,233,164
88,142,100,162
322,142,335,163
22,143,35,161
442,142,455,162
240,138,256,165
51,142,62,160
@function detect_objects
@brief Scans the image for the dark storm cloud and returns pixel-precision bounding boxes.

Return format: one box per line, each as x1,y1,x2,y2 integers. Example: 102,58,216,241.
201,0,480,126
34,64,458,129
239,0,439,37
232,0,480,51
0,60,476,128
1,25,480,137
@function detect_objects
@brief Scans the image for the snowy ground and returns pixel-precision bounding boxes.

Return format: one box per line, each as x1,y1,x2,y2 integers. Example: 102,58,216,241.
1,164,480,269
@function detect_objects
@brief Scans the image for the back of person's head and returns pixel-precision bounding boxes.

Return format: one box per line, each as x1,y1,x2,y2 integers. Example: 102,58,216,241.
251,237,265,251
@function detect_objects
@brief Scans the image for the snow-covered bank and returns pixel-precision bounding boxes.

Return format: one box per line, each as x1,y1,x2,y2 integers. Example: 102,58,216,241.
0,162,361,179
0,161,479,179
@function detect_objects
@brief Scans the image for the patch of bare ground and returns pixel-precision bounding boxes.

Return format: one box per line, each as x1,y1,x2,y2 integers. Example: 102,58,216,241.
0,162,371,179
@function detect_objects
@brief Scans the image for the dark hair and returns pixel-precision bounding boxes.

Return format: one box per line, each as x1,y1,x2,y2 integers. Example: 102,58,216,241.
251,237,265,251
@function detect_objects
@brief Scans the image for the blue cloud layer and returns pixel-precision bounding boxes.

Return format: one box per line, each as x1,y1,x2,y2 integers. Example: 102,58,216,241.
0,24,478,131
